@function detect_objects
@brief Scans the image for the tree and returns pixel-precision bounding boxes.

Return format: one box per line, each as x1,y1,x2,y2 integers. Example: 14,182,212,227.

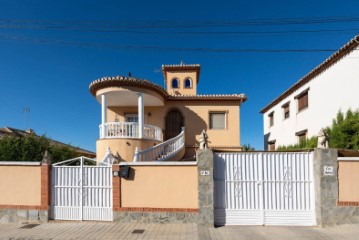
49,144,79,164
0,135,23,161
0,134,79,163
326,109,359,150
242,143,255,151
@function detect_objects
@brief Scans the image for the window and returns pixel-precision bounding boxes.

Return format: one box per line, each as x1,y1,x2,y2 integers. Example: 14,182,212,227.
282,103,290,119
171,78,179,88
295,89,309,112
268,140,276,151
125,114,138,123
268,112,274,127
209,112,226,129
184,78,192,88
296,129,307,143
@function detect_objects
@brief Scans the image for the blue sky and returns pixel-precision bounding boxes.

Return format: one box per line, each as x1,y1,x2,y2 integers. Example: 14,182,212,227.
0,0,358,151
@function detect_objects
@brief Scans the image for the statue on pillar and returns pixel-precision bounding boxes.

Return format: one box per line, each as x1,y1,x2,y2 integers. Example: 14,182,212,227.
199,129,209,150
317,128,329,148
42,149,52,164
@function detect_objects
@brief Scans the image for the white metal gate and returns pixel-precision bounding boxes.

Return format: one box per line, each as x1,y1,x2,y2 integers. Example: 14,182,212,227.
214,152,316,226
51,157,113,221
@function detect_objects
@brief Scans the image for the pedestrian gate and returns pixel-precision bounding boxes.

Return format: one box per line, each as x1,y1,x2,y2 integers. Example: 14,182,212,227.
214,152,316,226
51,157,113,221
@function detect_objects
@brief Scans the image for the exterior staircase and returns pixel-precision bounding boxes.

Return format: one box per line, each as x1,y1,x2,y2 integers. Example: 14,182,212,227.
133,127,185,162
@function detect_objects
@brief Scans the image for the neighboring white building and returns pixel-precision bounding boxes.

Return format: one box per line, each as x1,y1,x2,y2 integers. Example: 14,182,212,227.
261,35,359,150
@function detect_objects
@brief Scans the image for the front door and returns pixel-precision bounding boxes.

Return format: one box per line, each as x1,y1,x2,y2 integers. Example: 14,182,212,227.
165,109,183,140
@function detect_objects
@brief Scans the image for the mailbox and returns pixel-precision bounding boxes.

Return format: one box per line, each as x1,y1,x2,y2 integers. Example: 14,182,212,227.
119,165,130,179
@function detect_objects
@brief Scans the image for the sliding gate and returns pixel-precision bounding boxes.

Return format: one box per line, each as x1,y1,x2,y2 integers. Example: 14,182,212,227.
51,157,113,221
214,152,316,226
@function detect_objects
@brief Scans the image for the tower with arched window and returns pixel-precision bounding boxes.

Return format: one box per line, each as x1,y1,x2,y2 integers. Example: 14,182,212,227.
162,63,200,96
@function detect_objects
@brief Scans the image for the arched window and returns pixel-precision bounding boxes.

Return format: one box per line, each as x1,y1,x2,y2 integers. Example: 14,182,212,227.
172,78,179,88
184,78,192,88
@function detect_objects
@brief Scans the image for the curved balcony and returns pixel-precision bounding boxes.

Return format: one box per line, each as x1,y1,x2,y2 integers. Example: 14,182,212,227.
99,122,162,142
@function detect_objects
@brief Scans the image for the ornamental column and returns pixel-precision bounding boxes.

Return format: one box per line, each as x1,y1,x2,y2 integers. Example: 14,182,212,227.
101,94,107,139
138,93,144,138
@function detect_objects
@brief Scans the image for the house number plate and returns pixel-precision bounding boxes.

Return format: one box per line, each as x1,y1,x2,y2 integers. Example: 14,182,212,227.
323,166,334,176
200,170,210,176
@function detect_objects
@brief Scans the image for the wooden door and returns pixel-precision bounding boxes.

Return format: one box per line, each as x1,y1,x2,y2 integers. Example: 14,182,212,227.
165,110,183,140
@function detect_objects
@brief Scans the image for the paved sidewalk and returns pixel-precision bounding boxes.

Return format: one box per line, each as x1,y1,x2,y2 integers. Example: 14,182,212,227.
0,222,359,239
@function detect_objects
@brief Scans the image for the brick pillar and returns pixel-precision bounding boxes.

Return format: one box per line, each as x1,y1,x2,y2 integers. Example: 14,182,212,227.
41,164,51,209
113,165,121,210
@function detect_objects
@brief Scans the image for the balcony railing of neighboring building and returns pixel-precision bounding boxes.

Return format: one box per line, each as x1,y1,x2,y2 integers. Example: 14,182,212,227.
133,127,185,162
99,122,162,141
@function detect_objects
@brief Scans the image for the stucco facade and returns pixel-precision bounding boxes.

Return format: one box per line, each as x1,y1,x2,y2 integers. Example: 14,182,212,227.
261,35,359,149
90,63,246,162
121,165,198,208
0,165,41,206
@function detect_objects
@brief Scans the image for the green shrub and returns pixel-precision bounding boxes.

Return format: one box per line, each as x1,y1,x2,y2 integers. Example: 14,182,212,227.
0,134,79,163
277,136,318,151
326,109,359,150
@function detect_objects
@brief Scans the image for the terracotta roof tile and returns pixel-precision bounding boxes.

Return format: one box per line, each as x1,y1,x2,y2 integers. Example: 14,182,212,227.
260,35,359,113
89,76,168,97
167,94,247,102
89,76,247,102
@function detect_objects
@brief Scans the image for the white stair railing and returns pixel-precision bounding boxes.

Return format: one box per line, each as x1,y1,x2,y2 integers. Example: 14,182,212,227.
133,127,185,162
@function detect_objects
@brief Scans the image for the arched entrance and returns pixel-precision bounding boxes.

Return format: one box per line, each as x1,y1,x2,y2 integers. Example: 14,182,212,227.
165,109,183,140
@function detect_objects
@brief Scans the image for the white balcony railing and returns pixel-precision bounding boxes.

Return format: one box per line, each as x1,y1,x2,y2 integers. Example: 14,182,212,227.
133,127,185,162
99,122,162,141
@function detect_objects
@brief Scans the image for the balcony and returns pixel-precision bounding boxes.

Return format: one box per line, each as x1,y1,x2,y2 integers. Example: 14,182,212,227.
99,122,162,142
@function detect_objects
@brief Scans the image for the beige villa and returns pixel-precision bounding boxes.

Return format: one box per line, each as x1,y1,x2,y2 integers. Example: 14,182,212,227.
89,63,247,162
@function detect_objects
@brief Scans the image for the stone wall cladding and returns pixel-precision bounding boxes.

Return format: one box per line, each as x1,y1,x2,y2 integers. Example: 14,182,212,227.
196,149,214,226
0,209,49,224
113,211,198,224
314,149,359,226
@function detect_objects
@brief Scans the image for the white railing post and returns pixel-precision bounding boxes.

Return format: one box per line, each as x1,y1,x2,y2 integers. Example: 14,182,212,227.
80,156,84,220
99,122,162,141
138,93,144,139
101,94,107,139
133,147,139,162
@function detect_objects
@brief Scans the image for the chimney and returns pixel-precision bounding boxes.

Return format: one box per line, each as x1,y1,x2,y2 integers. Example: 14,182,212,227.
26,129,35,134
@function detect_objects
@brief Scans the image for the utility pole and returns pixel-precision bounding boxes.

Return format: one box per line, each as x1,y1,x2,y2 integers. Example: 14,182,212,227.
23,107,30,130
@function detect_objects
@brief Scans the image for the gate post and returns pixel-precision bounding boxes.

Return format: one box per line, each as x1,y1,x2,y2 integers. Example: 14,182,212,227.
112,164,121,211
313,148,338,226
40,162,51,222
196,149,214,226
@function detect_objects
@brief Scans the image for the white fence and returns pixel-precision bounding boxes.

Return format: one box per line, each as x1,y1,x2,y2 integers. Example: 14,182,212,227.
99,122,162,141
51,157,113,221
214,152,316,226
